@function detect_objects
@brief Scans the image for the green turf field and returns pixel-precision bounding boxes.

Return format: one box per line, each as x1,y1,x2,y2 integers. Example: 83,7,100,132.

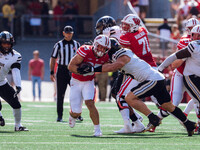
0,101,199,150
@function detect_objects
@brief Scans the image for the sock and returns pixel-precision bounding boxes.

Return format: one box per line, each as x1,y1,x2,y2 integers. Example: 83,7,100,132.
184,99,194,115
170,107,187,123
120,109,131,125
0,111,2,117
130,113,138,122
94,124,100,131
13,108,22,128
147,112,160,126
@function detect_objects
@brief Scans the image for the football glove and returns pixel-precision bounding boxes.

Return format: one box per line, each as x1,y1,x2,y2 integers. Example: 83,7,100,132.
77,65,94,74
102,27,111,37
14,86,21,98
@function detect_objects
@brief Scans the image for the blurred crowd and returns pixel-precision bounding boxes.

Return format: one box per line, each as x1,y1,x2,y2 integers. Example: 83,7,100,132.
0,0,79,36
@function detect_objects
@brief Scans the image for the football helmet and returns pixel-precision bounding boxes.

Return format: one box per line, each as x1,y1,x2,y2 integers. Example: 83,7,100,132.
185,18,199,35
121,14,141,33
191,25,200,34
95,16,116,35
93,35,111,57
0,31,14,54
108,38,122,60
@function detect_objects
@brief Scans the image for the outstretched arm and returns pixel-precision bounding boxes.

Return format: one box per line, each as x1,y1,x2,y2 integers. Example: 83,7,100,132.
158,47,191,72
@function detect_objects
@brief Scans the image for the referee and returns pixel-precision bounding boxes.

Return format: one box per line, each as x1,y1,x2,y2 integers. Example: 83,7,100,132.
50,25,82,122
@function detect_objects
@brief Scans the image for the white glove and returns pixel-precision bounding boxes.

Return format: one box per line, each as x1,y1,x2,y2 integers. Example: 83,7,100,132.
103,27,111,37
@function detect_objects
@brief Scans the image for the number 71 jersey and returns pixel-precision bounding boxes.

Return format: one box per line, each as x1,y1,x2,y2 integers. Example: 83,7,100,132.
119,27,156,67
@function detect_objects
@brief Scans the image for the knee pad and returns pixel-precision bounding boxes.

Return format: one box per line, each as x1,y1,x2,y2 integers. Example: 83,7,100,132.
116,98,129,111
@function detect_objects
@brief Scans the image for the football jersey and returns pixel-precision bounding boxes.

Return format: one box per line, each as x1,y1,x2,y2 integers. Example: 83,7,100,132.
72,45,109,81
184,40,200,76
112,48,164,82
119,27,157,67
0,50,22,86
176,34,191,74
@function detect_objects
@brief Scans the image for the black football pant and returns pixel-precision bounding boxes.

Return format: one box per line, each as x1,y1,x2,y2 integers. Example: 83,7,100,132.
0,83,21,111
56,65,71,119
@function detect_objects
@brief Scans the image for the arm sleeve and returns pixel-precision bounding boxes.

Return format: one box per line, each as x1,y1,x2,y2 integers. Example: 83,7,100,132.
158,53,177,72
11,68,21,87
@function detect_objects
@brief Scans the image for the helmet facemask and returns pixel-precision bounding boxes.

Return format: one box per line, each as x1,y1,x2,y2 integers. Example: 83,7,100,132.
0,31,14,54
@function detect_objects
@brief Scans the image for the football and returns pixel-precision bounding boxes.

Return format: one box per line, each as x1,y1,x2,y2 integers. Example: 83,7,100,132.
79,62,93,68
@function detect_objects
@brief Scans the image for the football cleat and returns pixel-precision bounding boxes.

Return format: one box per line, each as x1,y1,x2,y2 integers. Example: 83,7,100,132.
94,129,102,137
69,115,76,128
57,118,63,122
184,120,197,136
146,119,162,132
15,126,29,131
76,116,83,121
115,124,133,133
132,122,145,133
0,116,5,126
146,122,156,132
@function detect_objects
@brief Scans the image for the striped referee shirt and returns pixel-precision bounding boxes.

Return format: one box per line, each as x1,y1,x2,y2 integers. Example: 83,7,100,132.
51,39,80,66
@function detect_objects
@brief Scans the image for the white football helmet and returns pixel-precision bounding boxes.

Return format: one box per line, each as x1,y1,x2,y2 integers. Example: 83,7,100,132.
191,25,200,34
93,35,111,57
121,14,141,33
185,18,199,35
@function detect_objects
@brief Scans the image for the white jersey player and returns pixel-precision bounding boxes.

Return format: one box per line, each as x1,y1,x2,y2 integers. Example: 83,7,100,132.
0,31,28,131
95,15,144,133
78,38,197,136
158,25,200,125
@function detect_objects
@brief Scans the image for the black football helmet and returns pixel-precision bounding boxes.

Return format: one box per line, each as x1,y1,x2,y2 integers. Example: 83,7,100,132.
108,38,122,60
95,16,116,35
0,31,14,54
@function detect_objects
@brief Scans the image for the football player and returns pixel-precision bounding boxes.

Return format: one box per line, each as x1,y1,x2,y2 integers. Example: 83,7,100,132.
96,15,145,133
117,14,158,132
158,24,200,133
151,18,199,132
68,35,110,136
78,38,197,136
0,31,28,131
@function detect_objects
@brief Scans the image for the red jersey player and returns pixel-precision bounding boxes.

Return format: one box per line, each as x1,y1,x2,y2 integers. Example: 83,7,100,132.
68,35,110,137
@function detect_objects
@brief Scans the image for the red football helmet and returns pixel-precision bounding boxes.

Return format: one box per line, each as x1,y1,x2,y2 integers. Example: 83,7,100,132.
121,14,141,33
93,35,111,57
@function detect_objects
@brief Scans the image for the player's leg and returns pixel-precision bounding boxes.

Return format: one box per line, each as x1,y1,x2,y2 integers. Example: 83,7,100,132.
153,80,196,136
0,83,28,131
183,99,194,116
116,77,145,133
69,78,83,128
0,99,5,126
83,80,102,136
56,66,68,121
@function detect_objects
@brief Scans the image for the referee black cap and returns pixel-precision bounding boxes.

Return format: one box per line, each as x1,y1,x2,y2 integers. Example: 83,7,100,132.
64,26,74,33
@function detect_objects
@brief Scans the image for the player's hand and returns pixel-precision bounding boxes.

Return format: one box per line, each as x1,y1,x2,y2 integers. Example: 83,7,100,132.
14,86,21,98
77,65,94,74
103,27,111,37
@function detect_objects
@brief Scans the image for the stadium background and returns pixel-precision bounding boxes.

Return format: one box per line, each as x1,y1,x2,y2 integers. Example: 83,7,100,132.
0,0,190,102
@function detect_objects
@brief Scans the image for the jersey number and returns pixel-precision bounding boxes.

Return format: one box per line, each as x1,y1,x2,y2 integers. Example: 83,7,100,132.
138,37,150,55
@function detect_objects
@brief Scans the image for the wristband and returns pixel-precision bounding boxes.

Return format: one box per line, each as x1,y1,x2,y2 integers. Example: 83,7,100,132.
94,66,102,72
50,71,54,75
